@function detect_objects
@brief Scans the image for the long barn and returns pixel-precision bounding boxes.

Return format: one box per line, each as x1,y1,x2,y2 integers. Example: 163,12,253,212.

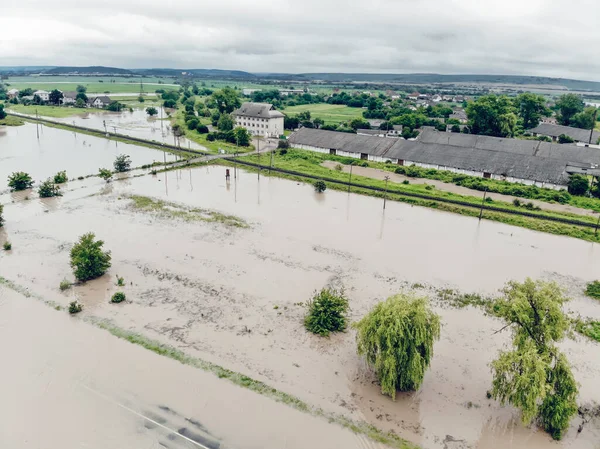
288,128,600,190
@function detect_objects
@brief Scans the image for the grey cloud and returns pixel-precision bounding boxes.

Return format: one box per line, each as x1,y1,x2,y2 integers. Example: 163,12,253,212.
1,0,599,80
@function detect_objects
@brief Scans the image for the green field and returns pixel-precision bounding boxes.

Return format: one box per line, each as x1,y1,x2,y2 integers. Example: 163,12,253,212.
6,104,98,117
281,103,364,125
3,76,177,94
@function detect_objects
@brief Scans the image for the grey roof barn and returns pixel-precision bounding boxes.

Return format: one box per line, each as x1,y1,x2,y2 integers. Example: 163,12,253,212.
233,102,284,119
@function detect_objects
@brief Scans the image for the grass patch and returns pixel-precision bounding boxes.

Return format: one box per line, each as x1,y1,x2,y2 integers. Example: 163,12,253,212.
585,281,600,300
281,103,364,125
128,195,249,228
575,319,600,342
7,104,98,118
0,115,25,126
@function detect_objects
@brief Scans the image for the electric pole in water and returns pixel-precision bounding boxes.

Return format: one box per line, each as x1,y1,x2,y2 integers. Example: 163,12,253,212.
479,188,488,220
347,163,354,192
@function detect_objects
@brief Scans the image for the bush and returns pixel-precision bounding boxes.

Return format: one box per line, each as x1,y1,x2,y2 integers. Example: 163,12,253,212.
513,199,521,207
585,281,600,299
3,241,12,251
279,148,288,156
116,275,125,286
111,292,126,303
0,204,4,228
69,301,82,314
59,279,71,290
334,163,343,171
38,179,62,198
197,124,209,134
558,134,574,144
277,139,290,149
77,176,84,180
567,174,589,196
113,154,132,172
304,288,349,336
98,168,112,181
7,171,33,191
70,232,112,282
353,294,441,398
53,171,68,184
314,180,327,193
186,117,199,130
358,161,369,167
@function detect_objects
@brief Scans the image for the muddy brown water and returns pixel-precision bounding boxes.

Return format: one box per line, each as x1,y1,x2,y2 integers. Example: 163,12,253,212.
0,123,177,191
1,164,600,449
0,287,385,449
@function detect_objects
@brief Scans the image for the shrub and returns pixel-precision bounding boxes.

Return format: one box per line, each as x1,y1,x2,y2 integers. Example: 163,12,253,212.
513,199,522,207
585,281,600,299
7,171,33,191
314,180,327,193
567,174,589,196
116,275,125,286
38,179,62,198
353,294,441,398
70,232,112,282
3,241,12,251
197,124,209,134
77,176,84,180
111,292,126,303
277,139,290,149
279,148,288,156
59,279,71,291
69,301,83,314
334,163,343,171
485,196,493,203
113,154,132,172
98,168,112,181
53,171,68,184
0,204,3,227
304,288,349,336
358,161,369,167
558,134,574,144
402,180,409,185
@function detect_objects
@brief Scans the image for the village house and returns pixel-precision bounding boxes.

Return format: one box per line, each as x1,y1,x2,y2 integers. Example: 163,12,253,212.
442,95,453,102
89,95,111,108
33,90,50,102
7,89,19,99
407,92,419,101
232,102,285,137
61,91,78,105
431,94,442,103
529,123,600,145
449,109,468,123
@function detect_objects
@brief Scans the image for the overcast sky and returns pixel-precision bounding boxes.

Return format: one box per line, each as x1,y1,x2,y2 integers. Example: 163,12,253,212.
1,0,599,80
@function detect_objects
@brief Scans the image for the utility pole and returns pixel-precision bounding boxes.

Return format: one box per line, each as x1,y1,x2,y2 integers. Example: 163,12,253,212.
347,162,354,192
479,188,488,221
383,176,390,209
35,109,39,139
589,108,598,145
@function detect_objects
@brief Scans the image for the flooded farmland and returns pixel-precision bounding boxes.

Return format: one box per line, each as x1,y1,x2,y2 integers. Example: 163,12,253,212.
2,155,599,449
0,123,177,191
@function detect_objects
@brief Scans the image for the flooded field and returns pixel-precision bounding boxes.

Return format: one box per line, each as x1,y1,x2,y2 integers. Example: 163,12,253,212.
2,162,599,449
0,287,384,449
0,123,177,191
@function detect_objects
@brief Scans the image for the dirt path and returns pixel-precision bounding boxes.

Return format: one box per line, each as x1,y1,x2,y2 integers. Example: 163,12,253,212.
322,161,598,218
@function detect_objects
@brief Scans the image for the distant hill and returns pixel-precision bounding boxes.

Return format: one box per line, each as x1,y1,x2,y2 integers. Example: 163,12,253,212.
135,68,256,78
283,73,600,91
43,66,134,75
0,66,55,73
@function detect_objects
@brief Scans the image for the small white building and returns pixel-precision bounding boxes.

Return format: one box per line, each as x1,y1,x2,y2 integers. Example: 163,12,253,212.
242,88,261,96
61,91,77,105
33,90,50,102
89,96,111,108
7,89,19,99
431,94,442,103
232,102,285,137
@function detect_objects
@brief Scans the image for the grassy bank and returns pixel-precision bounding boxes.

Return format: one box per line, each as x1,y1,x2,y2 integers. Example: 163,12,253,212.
0,115,25,126
7,104,98,117
281,103,363,125
220,149,600,243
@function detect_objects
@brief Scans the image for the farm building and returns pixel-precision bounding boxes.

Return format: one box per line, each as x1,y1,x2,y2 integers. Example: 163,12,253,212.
288,128,600,190
529,123,600,145
233,102,285,137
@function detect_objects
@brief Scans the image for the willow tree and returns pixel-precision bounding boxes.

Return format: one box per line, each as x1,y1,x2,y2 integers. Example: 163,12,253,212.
354,294,440,399
491,279,578,440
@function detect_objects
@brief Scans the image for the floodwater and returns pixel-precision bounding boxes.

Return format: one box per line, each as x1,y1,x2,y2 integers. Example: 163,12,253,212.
52,107,204,149
0,123,177,191
2,164,600,449
0,287,385,449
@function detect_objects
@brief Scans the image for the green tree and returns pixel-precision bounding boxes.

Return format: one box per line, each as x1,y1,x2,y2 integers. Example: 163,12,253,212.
555,94,584,126
354,294,440,399
146,106,158,117
304,288,349,336
217,114,234,131
0,104,6,120
138,96,145,103
490,279,578,440
113,154,131,172
70,232,112,282
570,107,597,130
7,172,33,191
38,179,62,198
106,101,124,112
186,117,199,130
76,92,88,103
212,87,241,114
514,93,549,129
233,126,251,146
76,85,87,94
49,89,64,105
314,180,327,192
297,110,311,122
98,168,112,181
567,174,589,195
75,98,86,108
313,117,324,129
558,134,574,144
466,94,516,137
